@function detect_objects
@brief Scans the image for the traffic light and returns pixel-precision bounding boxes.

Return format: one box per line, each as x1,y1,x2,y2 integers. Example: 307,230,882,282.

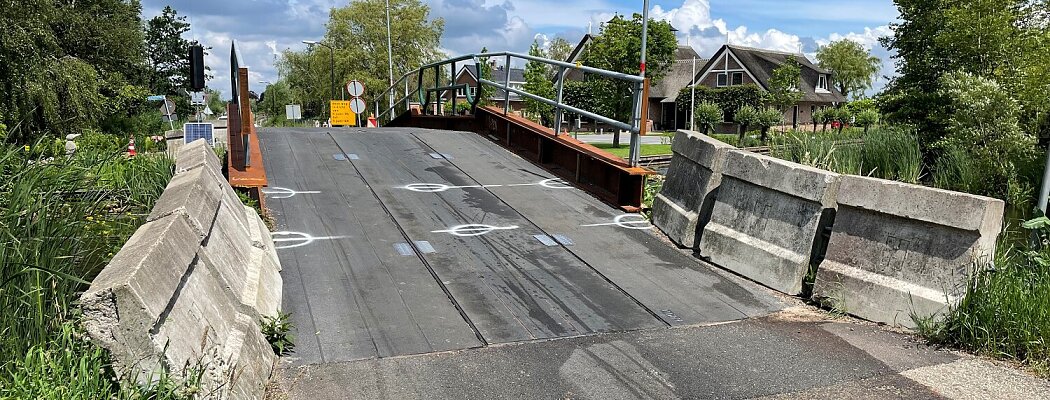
189,44,205,91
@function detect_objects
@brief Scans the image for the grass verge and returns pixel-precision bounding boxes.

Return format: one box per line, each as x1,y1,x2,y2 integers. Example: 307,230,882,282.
591,143,673,158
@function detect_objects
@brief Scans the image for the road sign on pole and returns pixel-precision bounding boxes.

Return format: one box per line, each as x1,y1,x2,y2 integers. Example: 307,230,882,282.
346,80,365,98
349,98,366,115
330,100,356,126
285,104,302,120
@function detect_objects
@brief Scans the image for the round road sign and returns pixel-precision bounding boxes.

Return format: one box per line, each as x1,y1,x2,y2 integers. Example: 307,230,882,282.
346,80,365,97
349,97,367,114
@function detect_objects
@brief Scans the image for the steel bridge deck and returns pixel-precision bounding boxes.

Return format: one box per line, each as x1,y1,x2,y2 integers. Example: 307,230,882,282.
259,127,783,365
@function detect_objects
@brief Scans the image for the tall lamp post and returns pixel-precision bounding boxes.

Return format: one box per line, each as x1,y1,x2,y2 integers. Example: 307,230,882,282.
303,40,336,121
259,80,275,121
384,0,395,112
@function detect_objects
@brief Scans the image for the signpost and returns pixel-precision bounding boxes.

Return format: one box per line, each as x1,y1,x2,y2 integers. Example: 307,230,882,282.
345,79,366,127
330,100,355,126
286,104,302,120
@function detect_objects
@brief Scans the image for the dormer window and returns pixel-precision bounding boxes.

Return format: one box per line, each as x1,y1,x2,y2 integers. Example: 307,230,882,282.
817,74,829,92
716,73,728,87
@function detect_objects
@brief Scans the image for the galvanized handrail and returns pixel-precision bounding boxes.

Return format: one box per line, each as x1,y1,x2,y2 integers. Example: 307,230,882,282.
376,51,646,165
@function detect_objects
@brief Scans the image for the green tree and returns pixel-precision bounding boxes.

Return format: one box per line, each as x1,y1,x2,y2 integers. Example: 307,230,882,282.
734,105,760,143
476,47,495,107
935,71,1038,201
523,41,554,125
582,13,677,147
0,0,148,142
144,7,206,100
546,37,574,64
757,107,784,143
206,88,226,116
694,102,722,135
259,81,292,124
767,57,803,113
815,39,881,99
854,109,880,133
811,108,825,132
280,0,444,118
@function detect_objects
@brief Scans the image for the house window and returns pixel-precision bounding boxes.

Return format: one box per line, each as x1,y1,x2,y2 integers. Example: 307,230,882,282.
469,86,477,97
716,73,728,87
456,87,466,97
732,72,743,86
817,75,828,91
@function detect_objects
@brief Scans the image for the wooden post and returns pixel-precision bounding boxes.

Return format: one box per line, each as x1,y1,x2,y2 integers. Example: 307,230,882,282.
639,78,651,137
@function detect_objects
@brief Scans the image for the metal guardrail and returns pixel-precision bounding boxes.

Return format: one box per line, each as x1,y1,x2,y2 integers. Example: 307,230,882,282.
376,51,649,166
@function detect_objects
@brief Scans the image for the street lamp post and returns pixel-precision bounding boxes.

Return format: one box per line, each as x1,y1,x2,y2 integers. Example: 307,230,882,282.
259,80,275,121
385,0,395,113
629,0,650,166
303,40,336,121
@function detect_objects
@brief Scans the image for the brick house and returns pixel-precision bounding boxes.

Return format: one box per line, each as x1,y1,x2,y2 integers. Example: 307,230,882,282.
691,44,846,125
450,64,526,112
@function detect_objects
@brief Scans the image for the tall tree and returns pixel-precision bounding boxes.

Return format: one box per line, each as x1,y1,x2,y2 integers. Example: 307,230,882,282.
523,41,554,125
767,57,803,111
582,13,677,147
476,47,495,107
0,0,148,142
280,0,444,118
815,39,881,99
545,37,574,80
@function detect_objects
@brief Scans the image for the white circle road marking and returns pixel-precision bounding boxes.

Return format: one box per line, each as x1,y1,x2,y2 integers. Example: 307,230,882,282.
431,224,520,237
271,231,349,249
399,178,572,193
262,187,321,199
581,214,654,230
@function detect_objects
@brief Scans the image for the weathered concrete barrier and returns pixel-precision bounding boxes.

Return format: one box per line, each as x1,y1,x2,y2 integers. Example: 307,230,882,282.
813,175,1003,328
81,139,282,399
697,150,839,295
651,130,734,248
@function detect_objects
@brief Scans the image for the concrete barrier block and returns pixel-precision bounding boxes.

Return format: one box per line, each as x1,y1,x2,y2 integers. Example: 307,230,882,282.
151,254,243,379
176,137,221,173
80,214,201,379
226,313,277,399
244,205,280,271
199,203,258,315
252,246,284,318
147,165,225,238
652,130,734,248
699,150,839,295
813,175,1005,328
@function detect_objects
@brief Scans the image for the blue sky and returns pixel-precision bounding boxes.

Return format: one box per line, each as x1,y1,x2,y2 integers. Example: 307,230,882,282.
142,0,899,98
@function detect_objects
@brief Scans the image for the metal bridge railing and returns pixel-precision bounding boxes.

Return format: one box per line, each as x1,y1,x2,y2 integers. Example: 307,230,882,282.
376,51,648,166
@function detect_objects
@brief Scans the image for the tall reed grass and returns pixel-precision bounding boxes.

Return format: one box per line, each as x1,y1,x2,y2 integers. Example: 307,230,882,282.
770,127,923,183
0,136,179,398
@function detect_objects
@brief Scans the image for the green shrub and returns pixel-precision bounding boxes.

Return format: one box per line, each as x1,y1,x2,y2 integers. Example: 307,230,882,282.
933,71,1039,203
734,105,760,144
756,107,784,142
262,313,296,356
694,102,723,135
854,109,880,133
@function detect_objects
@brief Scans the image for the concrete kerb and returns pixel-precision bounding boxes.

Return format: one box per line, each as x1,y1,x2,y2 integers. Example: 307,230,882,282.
698,149,840,296
813,175,1005,328
651,130,735,248
80,138,281,398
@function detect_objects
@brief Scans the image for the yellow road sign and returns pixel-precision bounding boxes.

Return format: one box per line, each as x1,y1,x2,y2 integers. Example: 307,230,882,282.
330,100,357,126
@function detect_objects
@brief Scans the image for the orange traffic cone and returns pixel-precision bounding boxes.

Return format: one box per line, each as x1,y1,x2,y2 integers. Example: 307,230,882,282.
127,136,136,156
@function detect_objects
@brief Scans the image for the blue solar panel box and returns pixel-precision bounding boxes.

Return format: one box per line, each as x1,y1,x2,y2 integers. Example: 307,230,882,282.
183,123,214,146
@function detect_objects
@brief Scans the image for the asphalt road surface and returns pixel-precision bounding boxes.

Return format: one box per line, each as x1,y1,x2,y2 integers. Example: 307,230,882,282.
259,127,1050,399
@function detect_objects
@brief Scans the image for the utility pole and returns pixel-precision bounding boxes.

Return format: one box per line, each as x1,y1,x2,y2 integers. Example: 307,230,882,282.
303,40,336,120
690,56,696,131
385,0,395,111
629,0,650,167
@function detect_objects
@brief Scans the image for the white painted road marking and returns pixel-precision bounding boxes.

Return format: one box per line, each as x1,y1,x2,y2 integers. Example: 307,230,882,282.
432,224,520,237
272,231,349,249
399,178,572,193
581,214,654,230
262,187,321,199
